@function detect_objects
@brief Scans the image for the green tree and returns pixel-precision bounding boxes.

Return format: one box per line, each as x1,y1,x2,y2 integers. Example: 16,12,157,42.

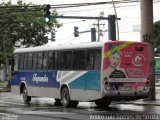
154,20,160,56
0,0,61,64
0,1,61,83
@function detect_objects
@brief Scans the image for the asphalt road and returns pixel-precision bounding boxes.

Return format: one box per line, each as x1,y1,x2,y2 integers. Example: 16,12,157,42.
0,92,160,120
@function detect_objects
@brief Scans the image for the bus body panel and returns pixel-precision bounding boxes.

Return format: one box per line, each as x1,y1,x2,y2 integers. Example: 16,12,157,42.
102,41,150,98
11,70,102,101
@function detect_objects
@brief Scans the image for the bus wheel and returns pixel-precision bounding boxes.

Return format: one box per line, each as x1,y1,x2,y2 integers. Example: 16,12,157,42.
95,99,111,108
61,87,79,108
23,86,31,104
54,99,62,106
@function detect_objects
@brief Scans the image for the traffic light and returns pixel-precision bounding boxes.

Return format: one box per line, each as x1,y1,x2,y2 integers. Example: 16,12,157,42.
91,28,96,42
44,4,51,23
51,31,55,41
74,26,79,37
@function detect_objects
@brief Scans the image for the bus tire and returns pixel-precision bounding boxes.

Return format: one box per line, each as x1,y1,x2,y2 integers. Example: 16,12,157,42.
95,99,111,108
23,86,31,104
54,99,62,106
61,87,79,108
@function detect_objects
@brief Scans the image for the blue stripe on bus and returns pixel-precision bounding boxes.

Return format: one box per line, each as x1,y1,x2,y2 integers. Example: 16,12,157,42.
69,71,101,91
11,71,60,88
11,71,101,91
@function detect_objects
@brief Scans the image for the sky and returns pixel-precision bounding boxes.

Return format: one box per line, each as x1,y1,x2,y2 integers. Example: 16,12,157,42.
1,0,160,44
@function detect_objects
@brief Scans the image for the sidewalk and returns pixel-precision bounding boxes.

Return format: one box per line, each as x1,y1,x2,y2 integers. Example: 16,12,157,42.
0,86,11,92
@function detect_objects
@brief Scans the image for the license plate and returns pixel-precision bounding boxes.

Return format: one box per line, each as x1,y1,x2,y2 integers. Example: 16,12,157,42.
125,86,133,91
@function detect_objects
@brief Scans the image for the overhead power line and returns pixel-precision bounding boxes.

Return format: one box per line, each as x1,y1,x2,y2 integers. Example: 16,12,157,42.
0,0,139,10
49,0,140,9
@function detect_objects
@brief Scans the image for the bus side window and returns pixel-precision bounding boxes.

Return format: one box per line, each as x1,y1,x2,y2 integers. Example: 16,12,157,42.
54,52,59,70
37,52,43,70
28,53,33,70
86,50,94,70
59,51,72,70
33,52,37,70
43,52,48,70
79,50,86,70
48,52,54,70
73,51,79,70
24,53,28,70
73,50,86,70
13,54,19,72
94,49,101,70
19,54,24,70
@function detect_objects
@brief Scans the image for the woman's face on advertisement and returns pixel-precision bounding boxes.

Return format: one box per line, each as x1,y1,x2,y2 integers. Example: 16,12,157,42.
109,53,120,68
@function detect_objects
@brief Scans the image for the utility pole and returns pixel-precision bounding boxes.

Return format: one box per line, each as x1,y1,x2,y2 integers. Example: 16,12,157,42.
93,21,105,42
140,0,155,100
108,15,116,40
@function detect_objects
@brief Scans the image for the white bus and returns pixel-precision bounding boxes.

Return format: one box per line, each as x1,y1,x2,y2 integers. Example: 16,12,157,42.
11,41,150,108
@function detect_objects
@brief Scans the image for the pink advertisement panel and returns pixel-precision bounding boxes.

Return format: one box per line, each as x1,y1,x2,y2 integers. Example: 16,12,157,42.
103,41,150,92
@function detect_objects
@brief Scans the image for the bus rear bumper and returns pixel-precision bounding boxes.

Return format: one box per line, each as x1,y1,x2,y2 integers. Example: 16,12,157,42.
103,90,149,100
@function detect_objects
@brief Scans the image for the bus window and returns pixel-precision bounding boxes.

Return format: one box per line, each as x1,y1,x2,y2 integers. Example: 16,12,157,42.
86,50,94,70
24,53,28,70
13,54,19,71
48,52,54,70
94,49,101,70
59,51,72,70
43,52,48,70
37,52,43,70
73,51,79,70
73,50,86,70
33,52,37,70
54,52,59,70
28,53,33,70
19,54,24,70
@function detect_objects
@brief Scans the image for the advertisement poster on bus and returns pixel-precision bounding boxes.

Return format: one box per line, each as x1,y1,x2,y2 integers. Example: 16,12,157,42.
103,41,150,93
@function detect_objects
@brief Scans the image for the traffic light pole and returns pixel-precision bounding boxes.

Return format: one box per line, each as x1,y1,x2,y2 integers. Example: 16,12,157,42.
52,15,120,41
54,15,110,20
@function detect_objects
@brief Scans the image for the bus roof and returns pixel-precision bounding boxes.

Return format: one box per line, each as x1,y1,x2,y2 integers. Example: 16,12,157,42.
14,42,105,53
14,41,147,54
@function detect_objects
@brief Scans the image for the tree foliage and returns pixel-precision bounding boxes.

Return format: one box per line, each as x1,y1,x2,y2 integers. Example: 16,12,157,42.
0,0,61,64
154,20,160,56
154,21,160,48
